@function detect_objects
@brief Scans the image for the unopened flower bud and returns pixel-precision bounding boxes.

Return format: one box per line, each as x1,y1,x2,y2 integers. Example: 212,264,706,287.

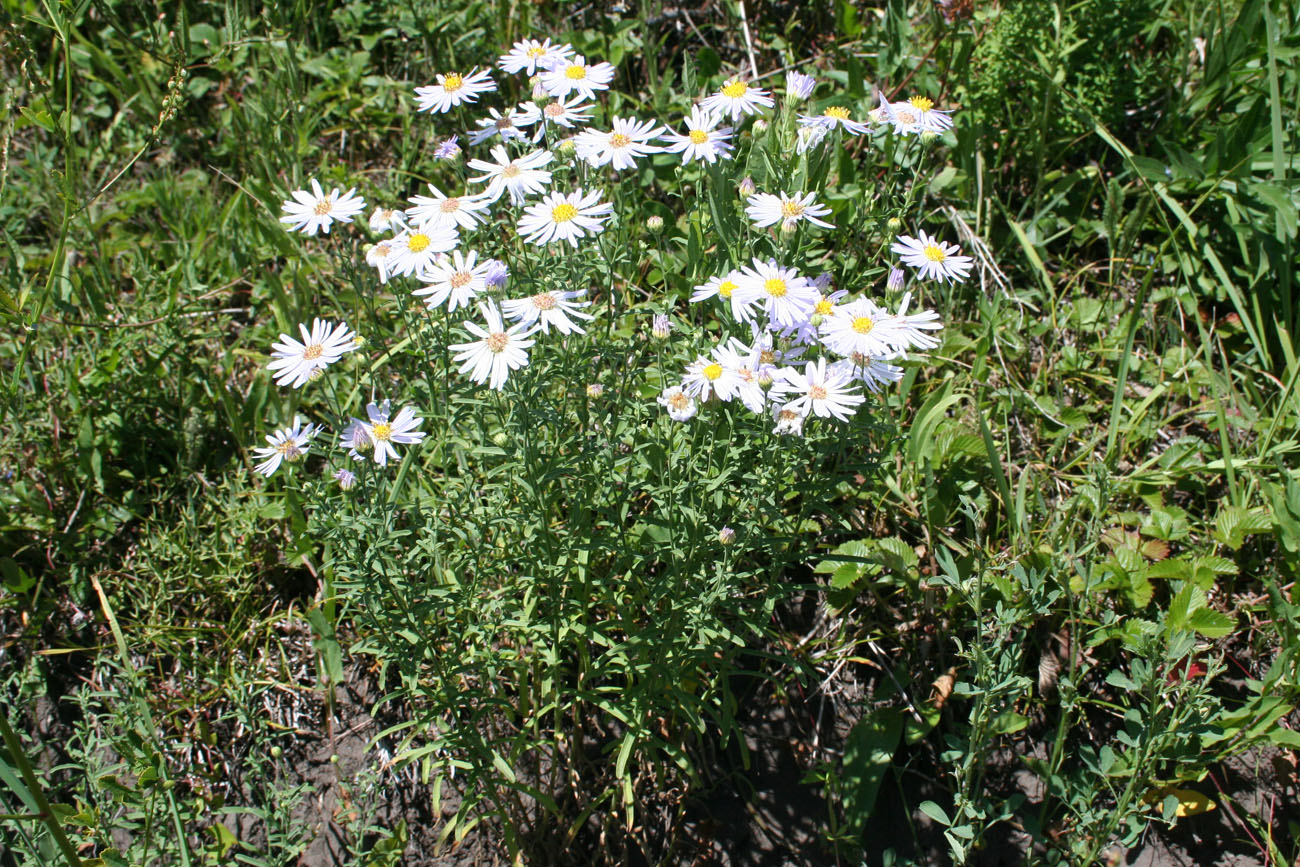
888,267,905,291
786,71,816,102
646,215,664,233
586,383,604,398
530,75,548,103
652,313,672,340
757,371,774,388
809,312,825,327
752,118,768,133
491,431,509,447
557,137,576,156
920,130,939,145
484,258,510,290
334,468,356,491
781,219,799,236
739,176,756,197
718,526,736,546
886,217,902,234
308,366,326,382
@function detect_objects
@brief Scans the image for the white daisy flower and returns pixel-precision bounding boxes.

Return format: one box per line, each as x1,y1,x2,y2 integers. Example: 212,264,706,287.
660,105,734,165
573,116,665,171
280,179,366,236
434,136,462,160
405,184,492,232
469,105,533,146
252,416,319,477
771,357,865,422
745,191,835,231
414,68,496,114
501,288,593,335
795,122,831,154
683,349,741,402
368,207,406,233
657,385,698,422
413,249,490,312
466,145,554,206
267,319,359,389
771,404,805,436
484,258,510,290
888,95,953,134
837,354,905,393
798,105,872,136
366,240,395,284
714,340,766,414
339,419,373,461
786,71,816,102
891,231,974,284
517,188,612,248
518,96,594,142
690,271,762,324
448,301,537,391
699,77,774,121
354,400,425,467
819,297,901,358
540,54,616,100
735,258,817,329
498,38,574,76
388,224,460,278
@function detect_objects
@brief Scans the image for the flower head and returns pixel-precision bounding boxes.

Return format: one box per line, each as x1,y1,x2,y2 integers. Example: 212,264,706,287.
499,38,575,76
771,357,865,422
540,54,616,100
574,116,665,171
660,105,734,165
388,224,460,278
735,258,816,329
268,319,359,389
890,231,974,284
657,385,698,422
334,468,357,490
406,184,492,232
501,288,593,335
700,77,774,121
786,71,817,102
448,301,537,390
368,207,406,233
799,105,871,136
470,105,534,146
434,136,462,160
517,188,612,248
415,68,496,114
353,400,425,467
517,95,594,142
466,145,554,205
252,416,319,477
746,191,835,231
280,179,366,236
413,249,490,312
885,95,953,135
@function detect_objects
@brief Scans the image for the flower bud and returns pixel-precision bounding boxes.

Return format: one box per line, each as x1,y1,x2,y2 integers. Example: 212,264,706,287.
888,267,905,291
809,312,825,327
886,217,902,234
752,118,769,133
586,383,604,398
920,130,939,145
646,215,664,233
557,137,577,156
738,176,756,197
334,468,357,491
718,526,736,546
491,431,509,447
652,313,672,340
530,75,548,103
786,71,816,102
780,219,798,236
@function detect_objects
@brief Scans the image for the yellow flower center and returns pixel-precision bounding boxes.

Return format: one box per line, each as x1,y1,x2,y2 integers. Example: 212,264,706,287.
527,45,546,58
825,106,851,120
442,73,463,92
852,316,875,334
760,349,777,364
313,200,333,215
502,164,521,178
703,363,723,381
551,203,579,222
565,64,587,80
923,244,946,262
370,422,392,441
440,197,460,212
721,80,748,99
814,299,834,315
808,385,828,400
373,243,391,257
544,102,565,117
688,129,709,144
609,132,632,148
780,200,805,218
275,440,301,458
486,332,509,353
302,344,324,360
450,271,472,288
407,233,430,253
719,280,737,298
764,277,788,298
668,392,691,410
531,292,557,310
908,96,934,112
